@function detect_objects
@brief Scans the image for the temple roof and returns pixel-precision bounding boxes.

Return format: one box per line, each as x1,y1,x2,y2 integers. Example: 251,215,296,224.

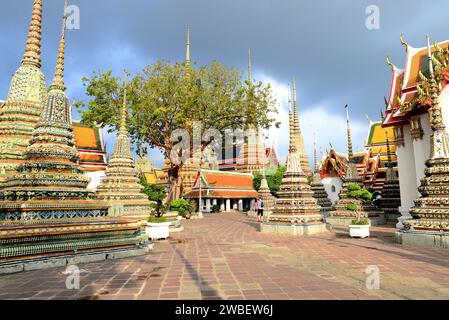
185,170,258,199
72,121,107,171
383,39,449,126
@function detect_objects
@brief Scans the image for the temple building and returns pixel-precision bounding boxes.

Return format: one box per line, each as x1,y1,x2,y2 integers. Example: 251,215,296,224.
380,130,401,224
388,35,449,247
327,106,384,226
0,0,47,186
0,1,148,271
320,120,398,202
261,86,328,236
72,121,108,190
382,35,449,230
95,79,154,219
311,136,333,212
184,170,258,213
135,152,166,187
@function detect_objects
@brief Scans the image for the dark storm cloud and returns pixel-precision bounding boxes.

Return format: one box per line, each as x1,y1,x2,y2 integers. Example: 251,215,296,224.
1,0,448,164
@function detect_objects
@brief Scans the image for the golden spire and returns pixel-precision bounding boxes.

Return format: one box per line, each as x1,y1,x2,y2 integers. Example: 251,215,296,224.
288,83,296,153
292,78,301,138
288,82,292,112
22,0,43,68
248,48,253,85
427,34,445,132
51,0,68,90
345,104,353,158
186,26,191,67
313,132,318,173
400,33,409,50
119,74,128,135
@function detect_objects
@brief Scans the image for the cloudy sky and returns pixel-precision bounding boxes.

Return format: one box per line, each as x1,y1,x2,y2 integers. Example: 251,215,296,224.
1,0,449,167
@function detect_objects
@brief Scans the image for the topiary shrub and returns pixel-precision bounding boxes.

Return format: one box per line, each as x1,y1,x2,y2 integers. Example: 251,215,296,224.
211,204,221,213
170,199,193,217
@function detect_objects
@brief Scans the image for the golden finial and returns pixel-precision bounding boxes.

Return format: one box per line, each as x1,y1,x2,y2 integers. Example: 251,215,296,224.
365,113,371,125
119,73,129,135
186,26,191,67
386,55,395,71
345,104,353,158
51,0,68,90
22,0,43,68
427,34,445,132
287,82,292,112
313,132,319,173
385,129,393,168
400,33,409,49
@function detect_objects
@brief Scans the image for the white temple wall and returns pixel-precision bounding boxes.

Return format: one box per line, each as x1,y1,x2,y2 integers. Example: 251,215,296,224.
322,177,342,204
411,114,431,187
396,123,417,226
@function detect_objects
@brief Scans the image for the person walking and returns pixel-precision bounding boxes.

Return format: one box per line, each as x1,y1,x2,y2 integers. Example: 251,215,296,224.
255,197,265,222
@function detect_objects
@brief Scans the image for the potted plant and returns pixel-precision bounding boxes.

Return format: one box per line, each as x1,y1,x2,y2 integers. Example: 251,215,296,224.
146,216,171,240
347,202,370,238
170,199,193,220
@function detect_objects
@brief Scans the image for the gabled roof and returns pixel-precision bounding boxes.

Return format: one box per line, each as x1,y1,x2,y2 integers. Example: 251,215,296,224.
383,39,449,126
72,121,107,172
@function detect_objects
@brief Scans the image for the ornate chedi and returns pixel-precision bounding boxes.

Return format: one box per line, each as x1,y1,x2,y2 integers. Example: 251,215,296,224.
236,49,267,175
327,105,384,226
257,167,276,215
310,135,333,212
398,35,449,248
0,2,148,270
0,0,47,185
95,79,154,219
261,96,328,236
380,130,401,224
292,80,312,177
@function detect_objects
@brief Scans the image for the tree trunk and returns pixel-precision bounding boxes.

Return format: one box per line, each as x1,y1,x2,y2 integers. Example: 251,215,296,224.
166,166,182,204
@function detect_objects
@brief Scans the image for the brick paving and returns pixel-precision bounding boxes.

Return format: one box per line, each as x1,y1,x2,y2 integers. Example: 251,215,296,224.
1,212,449,300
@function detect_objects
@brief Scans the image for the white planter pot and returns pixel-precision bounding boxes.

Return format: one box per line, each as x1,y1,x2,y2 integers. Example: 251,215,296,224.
146,222,171,240
349,224,370,238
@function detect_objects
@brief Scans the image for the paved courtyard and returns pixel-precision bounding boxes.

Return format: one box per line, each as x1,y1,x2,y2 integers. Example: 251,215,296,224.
1,212,449,300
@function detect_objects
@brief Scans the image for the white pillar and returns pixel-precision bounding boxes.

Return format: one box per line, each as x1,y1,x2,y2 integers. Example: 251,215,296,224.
226,199,231,212
220,199,225,211
238,199,243,212
206,199,211,212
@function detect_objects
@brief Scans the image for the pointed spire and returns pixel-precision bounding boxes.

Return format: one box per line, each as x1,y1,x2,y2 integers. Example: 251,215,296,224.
287,82,292,112
119,74,128,135
427,34,445,132
313,132,319,173
51,0,68,90
289,84,296,154
186,26,191,67
345,104,353,158
293,77,299,116
248,48,253,85
22,0,43,68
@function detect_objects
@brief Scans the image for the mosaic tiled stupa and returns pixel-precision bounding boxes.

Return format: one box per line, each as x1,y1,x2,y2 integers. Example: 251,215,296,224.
380,130,401,224
257,167,276,214
398,35,449,248
292,80,312,177
261,88,328,235
95,80,154,219
311,136,333,213
327,105,384,226
0,2,148,271
0,0,47,186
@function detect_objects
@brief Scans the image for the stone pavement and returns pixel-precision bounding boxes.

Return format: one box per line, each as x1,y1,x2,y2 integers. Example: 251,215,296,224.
1,212,449,300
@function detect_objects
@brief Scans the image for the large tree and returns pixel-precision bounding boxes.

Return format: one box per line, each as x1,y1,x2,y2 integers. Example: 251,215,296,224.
76,60,277,201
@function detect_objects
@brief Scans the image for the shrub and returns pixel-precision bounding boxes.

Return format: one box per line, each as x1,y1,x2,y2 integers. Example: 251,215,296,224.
211,204,221,213
347,183,361,192
148,216,167,223
170,199,193,217
351,218,370,226
347,184,372,202
346,203,358,211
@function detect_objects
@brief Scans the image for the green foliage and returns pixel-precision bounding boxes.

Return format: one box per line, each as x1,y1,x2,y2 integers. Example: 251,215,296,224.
347,183,373,202
351,218,370,226
140,178,167,217
252,166,286,197
253,173,262,191
148,216,168,223
170,198,193,217
346,203,358,212
211,204,221,213
75,60,278,200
